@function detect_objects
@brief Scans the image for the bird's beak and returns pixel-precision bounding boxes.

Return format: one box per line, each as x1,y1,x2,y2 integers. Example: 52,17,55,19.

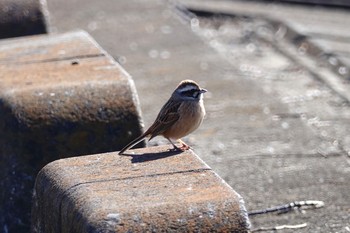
200,88,207,93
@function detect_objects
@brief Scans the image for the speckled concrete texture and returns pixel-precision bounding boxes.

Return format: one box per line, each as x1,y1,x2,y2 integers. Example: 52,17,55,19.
31,146,250,233
0,31,143,232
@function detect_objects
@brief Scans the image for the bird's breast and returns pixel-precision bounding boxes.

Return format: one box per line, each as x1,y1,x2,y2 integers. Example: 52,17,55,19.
163,100,205,139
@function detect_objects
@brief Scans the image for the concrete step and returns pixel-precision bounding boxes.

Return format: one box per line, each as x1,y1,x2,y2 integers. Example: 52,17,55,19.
0,30,143,232
31,146,250,233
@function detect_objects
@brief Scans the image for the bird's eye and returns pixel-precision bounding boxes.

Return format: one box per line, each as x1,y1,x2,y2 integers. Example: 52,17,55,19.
180,89,201,99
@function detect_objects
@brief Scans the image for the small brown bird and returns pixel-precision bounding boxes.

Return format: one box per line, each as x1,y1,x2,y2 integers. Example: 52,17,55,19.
118,80,207,155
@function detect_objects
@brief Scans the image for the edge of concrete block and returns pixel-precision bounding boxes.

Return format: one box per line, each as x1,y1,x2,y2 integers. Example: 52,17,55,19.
31,146,250,232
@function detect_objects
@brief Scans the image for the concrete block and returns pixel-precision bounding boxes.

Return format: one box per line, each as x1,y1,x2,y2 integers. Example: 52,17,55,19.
0,31,143,232
31,146,250,233
0,0,49,39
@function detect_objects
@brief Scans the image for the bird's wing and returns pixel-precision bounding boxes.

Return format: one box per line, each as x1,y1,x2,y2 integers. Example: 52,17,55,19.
146,99,181,141
118,99,180,154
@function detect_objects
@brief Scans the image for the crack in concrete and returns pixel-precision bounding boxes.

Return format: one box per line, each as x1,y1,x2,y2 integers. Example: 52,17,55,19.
0,53,105,65
64,167,212,193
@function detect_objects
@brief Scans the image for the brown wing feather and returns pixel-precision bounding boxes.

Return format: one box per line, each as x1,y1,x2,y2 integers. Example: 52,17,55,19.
146,99,181,141
118,99,181,155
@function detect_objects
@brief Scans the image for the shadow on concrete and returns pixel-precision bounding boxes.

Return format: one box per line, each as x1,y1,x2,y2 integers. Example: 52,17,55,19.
121,150,183,163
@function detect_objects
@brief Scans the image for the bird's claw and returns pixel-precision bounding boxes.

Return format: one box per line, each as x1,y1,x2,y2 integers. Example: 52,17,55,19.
180,143,191,151
168,143,191,152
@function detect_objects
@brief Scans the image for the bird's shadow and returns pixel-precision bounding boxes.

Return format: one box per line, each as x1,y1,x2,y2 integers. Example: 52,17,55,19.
119,149,183,163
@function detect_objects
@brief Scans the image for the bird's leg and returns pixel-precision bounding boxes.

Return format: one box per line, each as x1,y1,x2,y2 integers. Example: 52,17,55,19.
166,138,182,151
166,138,191,151
178,139,191,150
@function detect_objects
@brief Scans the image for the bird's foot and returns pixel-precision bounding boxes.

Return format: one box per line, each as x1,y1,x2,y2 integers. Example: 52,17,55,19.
168,146,181,152
166,138,191,152
179,142,191,151
168,144,189,152
178,139,191,151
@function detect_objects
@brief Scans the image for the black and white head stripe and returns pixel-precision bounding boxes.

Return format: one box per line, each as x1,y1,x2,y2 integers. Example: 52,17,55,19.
176,80,207,99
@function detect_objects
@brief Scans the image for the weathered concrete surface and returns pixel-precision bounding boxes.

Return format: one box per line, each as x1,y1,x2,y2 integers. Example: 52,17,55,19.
0,0,49,39
47,0,350,232
32,146,250,233
0,31,143,232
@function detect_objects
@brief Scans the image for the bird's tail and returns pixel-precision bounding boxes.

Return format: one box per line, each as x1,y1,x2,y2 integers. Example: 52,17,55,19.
118,133,148,155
